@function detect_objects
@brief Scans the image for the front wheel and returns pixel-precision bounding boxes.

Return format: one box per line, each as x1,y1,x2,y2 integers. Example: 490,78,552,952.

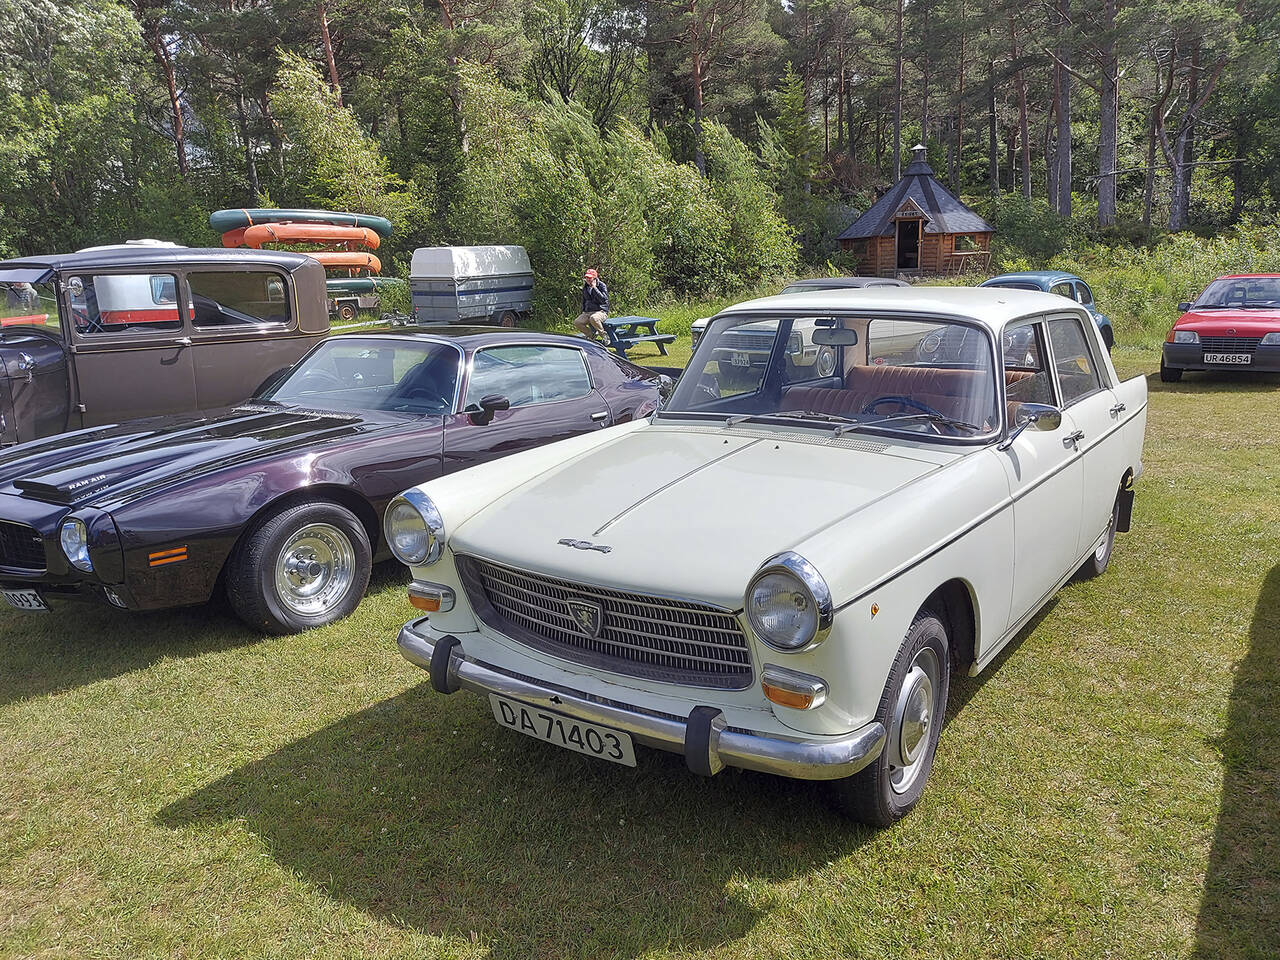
1159,357,1183,382
226,501,372,634
832,609,951,826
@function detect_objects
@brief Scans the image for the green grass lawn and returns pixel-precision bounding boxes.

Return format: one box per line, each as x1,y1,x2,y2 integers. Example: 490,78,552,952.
2,350,1278,959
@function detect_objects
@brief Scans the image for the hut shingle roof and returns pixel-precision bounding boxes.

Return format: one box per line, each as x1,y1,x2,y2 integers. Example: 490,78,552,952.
838,147,995,241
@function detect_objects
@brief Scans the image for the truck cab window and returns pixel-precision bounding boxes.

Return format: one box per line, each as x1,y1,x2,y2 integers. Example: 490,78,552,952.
68,274,184,334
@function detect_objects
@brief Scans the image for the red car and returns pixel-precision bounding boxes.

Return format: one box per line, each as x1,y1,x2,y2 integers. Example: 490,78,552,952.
1161,274,1280,381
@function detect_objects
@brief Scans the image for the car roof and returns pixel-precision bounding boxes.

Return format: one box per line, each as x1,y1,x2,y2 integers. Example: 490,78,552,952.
1212,273,1280,280
982,270,1081,285
782,277,910,289
720,285,1086,333
336,325,613,353
0,246,317,273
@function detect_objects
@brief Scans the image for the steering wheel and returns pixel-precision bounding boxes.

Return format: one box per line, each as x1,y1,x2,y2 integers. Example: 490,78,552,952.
297,369,346,393
861,395,945,418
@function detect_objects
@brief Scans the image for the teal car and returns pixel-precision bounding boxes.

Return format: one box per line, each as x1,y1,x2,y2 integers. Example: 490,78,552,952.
980,271,1114,352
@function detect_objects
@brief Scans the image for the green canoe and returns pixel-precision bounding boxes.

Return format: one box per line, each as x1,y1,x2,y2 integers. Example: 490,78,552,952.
325,276,404,295
209,208,394,238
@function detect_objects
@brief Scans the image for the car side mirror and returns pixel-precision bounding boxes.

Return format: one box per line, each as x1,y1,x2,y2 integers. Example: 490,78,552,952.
468,393,510,425
1177,301,1192,313
998,402,1062,450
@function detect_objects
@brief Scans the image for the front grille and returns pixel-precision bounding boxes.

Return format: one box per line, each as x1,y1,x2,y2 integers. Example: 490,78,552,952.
717,331,775,352
457,556,754,689
1200,336,1262,352
0,520,46,572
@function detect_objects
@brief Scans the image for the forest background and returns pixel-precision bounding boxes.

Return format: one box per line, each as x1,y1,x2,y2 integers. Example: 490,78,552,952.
3,0,1279,341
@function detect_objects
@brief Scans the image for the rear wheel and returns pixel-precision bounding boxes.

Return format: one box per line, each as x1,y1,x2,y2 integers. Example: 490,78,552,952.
1076,492,1120,580
832,608,950,826
1101,324,1115,353
226,501,371,634
1159,357,1183,382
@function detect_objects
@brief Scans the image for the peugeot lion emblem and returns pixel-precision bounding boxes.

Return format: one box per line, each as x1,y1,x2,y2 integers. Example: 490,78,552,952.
557,538,612,554
566,598,605,638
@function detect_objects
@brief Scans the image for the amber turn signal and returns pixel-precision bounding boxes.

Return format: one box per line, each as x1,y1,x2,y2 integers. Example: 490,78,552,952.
407,580,455,614
760,664,828,711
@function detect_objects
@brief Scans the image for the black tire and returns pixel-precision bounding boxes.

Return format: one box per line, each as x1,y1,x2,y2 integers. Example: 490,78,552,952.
338,303,357,323
1159,357,1183,382
832,608,951,826
1101,325,1115,353
226,501,371,634
1076,491,1120,580
495,310,519,328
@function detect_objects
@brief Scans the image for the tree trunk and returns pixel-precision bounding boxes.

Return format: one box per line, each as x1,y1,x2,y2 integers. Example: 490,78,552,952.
234,92,259,199
893,0,904,181
143,24,187,175
1046,73,1058,203
1178,43,1200,223
987,55,998,194
920,0,931,144
954,5,966,185
1011,17,1030,198
1143,105,1156,228
1096,0,1118,226
1168,127,1191,230
318,1,343,107
691,47,707,176
1054,0,1072,216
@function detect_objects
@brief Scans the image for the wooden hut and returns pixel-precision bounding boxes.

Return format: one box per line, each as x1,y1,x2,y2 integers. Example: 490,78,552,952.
838,145,995,277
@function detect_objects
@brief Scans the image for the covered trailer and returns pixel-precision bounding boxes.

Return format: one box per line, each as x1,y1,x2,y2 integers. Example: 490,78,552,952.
410,245,533,326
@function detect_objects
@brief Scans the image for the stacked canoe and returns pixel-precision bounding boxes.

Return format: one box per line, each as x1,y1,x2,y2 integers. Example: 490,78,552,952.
210,208,398,313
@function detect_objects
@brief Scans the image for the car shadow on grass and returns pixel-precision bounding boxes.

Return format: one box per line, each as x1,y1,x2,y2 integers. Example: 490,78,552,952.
158,682,875,959
0,561,408,708
1193,563,1280,958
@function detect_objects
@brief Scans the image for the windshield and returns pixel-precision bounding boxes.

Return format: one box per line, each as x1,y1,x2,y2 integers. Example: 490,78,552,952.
261,339,460,415
0,280,61,333
663,313,999,439
1194,277,1280,309
984,281,1041,292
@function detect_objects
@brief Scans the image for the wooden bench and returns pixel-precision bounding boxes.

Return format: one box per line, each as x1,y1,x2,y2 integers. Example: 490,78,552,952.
602,315,676,359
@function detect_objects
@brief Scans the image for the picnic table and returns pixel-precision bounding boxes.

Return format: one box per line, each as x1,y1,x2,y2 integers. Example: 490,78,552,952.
602,315,676,359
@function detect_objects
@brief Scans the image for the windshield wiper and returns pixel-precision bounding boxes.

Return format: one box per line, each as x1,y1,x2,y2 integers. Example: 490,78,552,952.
864,412,983,434
725,410,861,429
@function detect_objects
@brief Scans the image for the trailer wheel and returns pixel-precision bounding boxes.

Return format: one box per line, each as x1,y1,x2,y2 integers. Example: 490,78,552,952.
495,310,519,328
338,303,357,323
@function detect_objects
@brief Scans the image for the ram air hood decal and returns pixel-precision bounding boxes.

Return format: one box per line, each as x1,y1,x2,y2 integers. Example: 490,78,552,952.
453,423,949,608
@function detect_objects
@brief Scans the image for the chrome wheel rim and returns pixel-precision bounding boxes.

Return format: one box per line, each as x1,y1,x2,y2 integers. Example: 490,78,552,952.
889,646,941,795
1096,503,1119,564
816,346,837,378
274,522,355,617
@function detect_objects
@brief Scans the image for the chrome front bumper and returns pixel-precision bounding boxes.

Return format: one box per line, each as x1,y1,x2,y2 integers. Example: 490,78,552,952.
397,617,886,781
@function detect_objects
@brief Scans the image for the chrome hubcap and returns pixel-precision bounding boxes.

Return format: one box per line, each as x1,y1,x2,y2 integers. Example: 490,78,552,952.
274,523,355,617
889,647,941,795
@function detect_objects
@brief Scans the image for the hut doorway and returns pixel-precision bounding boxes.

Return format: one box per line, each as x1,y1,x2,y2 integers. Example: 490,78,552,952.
896,219,921,270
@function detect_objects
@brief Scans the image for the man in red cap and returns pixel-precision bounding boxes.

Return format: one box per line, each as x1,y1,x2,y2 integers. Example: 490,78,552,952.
573,268,609,340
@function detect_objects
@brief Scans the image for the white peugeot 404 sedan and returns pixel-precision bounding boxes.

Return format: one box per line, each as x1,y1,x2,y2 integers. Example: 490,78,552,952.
385,287,1148,825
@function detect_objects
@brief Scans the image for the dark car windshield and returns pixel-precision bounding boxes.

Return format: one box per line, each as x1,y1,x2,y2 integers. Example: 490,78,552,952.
261,339,460,415
662,313,998,440
1194,277,1280,309
983,280,1042,291
0,280,61,333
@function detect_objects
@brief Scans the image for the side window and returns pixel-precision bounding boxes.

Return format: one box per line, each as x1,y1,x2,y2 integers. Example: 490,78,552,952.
1074,281,1093,305
1049,282,1074,299
465,345,592,408
188,271,291,328
1047,317,1104,405
68,273,185,335
1002,321,1056,406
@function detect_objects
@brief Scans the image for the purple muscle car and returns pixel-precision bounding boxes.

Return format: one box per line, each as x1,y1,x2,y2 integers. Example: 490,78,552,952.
0,328,667,633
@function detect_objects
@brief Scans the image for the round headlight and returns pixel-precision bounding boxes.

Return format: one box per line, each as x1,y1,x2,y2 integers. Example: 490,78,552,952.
59,518,93,573
745,552,833,652
1173,330,1199,344
384,491,444,566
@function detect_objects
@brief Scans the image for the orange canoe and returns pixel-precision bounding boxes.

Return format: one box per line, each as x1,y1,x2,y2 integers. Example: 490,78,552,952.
309,251,382,273
221,223,381,250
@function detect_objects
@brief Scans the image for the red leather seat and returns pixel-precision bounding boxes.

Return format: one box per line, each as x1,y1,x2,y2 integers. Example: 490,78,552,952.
782,365,994,423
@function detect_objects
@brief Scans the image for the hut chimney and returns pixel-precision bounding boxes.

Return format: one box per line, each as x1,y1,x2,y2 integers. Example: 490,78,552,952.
911,143,928,164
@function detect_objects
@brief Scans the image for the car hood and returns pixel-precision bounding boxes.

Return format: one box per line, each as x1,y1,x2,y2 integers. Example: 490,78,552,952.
1175,308,1280,334
451,421,955,609
0,403,420,508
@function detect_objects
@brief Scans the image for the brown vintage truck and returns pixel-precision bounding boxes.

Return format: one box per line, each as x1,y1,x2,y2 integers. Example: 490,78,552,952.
0,243,329,444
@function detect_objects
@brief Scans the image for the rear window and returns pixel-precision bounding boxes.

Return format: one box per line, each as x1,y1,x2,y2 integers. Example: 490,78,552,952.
189,271,290,327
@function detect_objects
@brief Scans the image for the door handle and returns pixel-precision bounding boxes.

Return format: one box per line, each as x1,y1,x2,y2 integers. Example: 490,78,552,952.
174,337,193,347
1110,402,1126,416
590,411,610,422
1063,430,1084,448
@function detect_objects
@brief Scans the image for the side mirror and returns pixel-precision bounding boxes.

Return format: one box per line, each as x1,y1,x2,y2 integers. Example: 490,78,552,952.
1177,301,1193,313
468,393,510,425
998,402,1062,450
